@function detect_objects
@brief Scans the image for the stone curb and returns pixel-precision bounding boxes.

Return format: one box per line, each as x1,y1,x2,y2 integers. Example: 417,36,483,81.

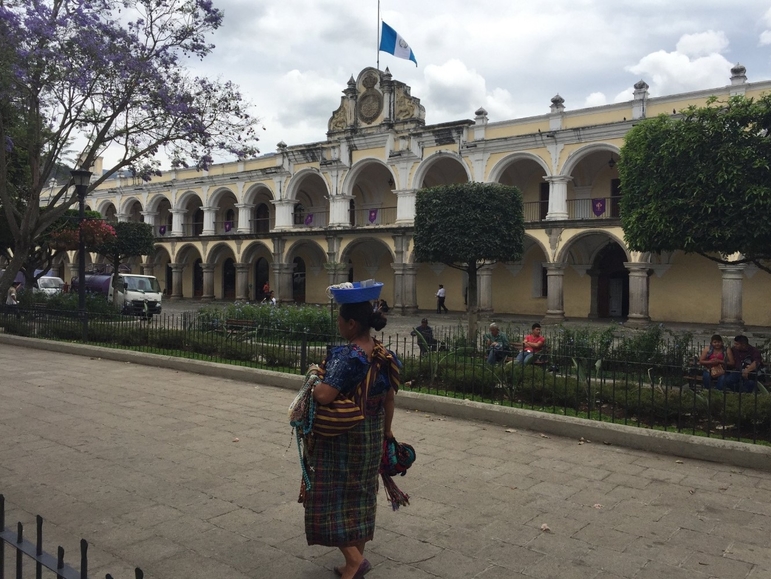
4,334,770,472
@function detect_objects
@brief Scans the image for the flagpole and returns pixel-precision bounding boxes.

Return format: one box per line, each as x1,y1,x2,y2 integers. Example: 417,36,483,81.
376,0,380,70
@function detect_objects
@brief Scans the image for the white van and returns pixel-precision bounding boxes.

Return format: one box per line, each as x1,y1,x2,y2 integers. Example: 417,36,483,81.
34,276,65,295
108,273,163,317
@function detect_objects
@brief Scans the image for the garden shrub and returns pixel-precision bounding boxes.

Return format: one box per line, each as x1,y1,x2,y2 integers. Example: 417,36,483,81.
148,329,188,351
188,335,219,356
117,329,149,347
218,341,256,362
260,345,298,368
1,317,33,337
196,302,335,341
46,323,82,341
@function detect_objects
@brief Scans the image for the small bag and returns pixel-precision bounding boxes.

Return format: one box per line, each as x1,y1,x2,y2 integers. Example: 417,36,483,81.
380,436,416,510
312,395,366,436
312,346,382,437
710,364,725,378
309,341,401,437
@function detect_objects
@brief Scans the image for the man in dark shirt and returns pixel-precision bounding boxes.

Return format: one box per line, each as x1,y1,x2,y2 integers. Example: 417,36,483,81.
722,335,764,393
411,318,436,354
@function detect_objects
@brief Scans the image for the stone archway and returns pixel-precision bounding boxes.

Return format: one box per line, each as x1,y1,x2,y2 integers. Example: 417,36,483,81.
593,243,629,318
222,258,236,300
292,257,306,303
255,257,270,301
193,258,203,297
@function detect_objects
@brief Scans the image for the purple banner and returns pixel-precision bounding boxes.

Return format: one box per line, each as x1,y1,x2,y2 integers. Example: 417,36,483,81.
158,225,166,236
592,198,606,217
368,209,378,223
224,221,232,232
304,213,314,226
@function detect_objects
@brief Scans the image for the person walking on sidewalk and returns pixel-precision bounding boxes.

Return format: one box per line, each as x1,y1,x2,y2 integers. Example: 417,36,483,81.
436,284,448,314
5,281,20,310
303,299,401,579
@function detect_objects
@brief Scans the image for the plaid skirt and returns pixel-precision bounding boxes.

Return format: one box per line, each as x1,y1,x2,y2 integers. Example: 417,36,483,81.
304,406,384,547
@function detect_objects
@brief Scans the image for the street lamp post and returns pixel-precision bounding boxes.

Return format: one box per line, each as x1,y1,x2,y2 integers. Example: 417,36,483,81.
71,169,92,341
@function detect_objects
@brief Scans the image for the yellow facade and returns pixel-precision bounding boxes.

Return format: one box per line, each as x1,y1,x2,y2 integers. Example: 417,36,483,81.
68,65,769,329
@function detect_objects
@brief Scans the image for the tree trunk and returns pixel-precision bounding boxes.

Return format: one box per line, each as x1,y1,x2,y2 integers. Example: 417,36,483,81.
0,245,30,298
466,261,479,342
112,255,121,288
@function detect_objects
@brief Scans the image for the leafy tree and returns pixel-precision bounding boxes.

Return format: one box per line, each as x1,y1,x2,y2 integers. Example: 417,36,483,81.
414,183,525,336
93,221,156,286
619,94,771,272
1,207,101,287
0,0,260,297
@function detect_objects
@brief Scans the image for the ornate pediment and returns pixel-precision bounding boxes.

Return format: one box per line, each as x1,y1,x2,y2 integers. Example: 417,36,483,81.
327,67,425,136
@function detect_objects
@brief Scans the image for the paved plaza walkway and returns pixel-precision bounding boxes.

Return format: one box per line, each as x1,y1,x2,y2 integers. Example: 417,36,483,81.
1,343,770,579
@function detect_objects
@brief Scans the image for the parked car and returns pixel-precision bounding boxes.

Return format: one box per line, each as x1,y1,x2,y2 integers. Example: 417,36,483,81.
34,276,65,295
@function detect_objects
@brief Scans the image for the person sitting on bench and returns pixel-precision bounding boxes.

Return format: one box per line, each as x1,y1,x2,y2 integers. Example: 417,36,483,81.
484,323,510,365
513,323,545,365
722,335,763,393
698,334,733,390
411,318,437,354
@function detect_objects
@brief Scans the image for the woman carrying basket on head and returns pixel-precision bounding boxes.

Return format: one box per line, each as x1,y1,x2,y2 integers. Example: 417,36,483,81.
302,282,401,579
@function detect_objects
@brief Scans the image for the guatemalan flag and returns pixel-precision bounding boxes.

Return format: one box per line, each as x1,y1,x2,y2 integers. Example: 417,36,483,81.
379,22,417,66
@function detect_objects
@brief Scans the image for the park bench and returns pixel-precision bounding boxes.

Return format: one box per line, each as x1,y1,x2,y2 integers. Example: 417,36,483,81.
224,318,259,339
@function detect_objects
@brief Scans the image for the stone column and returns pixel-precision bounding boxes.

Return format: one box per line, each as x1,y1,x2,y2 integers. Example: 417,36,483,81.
542,263,566,323
235,262,249,301
170,263,184,300
142,263,155,277
275,262,294,303
625,262,651,327
325,262,348,287
140,211,158,227
391,263,405,311
477,265,494,312
67,261,79,285
718,263,745,332
394,189,417,225
272,200,295,230
200,263,215,300
402,264,418,314
328,195,353,227
587,269,599,319
235,204,254,234
116,212,129,222
545,176,571,221
170,209,186,237
202,206,216,236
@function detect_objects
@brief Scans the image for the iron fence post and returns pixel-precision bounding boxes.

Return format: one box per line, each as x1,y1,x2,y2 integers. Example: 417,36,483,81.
300,331,308,374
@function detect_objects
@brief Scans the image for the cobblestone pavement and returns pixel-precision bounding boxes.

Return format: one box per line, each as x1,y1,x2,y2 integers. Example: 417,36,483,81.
1,343,770,579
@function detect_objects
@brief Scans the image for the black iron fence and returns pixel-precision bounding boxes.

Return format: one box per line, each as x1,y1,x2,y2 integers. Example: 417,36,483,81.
2,306,770,444
0,495,142,579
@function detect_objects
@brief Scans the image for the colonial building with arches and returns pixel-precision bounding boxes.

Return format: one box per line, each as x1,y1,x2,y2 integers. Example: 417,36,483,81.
72,64,770,328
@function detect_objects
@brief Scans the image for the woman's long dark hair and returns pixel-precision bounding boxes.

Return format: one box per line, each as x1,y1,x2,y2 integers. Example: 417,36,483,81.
340,301,388,333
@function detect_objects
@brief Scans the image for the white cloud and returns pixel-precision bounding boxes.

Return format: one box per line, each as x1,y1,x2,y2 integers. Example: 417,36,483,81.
614,89,633,104
584,92,607,108
626,32,733,96
761,10,771,47
96,0,771,165
422,59,516,122
274,70,341,127
675,30,729,58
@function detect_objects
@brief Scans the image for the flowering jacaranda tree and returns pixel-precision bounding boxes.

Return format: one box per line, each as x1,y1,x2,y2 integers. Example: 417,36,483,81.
0,0,260,295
